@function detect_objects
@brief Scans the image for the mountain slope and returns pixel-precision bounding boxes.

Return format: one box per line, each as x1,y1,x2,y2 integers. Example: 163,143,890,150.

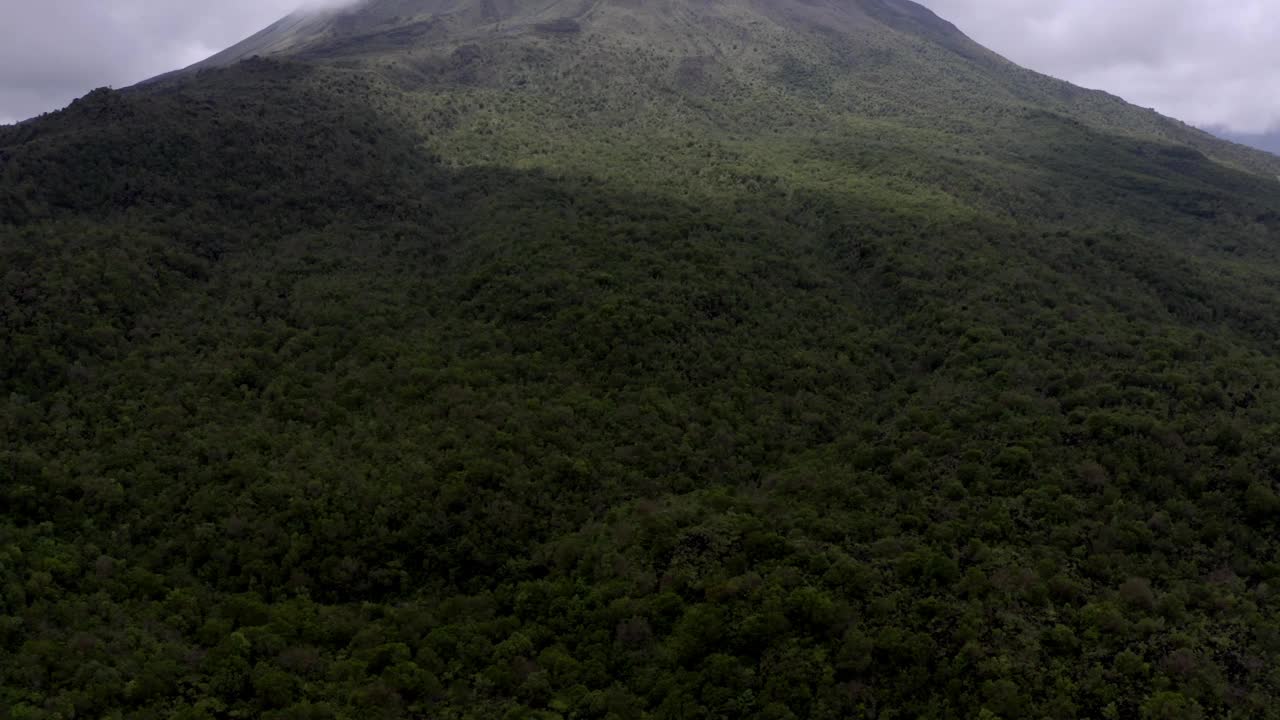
182,0,1280,181
5,2,1280,719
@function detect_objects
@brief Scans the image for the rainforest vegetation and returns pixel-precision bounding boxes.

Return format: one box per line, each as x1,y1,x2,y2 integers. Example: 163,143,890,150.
5,2,1280,718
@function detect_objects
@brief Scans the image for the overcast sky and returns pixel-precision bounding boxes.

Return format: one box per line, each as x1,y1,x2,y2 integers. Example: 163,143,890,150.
0,1,1276,134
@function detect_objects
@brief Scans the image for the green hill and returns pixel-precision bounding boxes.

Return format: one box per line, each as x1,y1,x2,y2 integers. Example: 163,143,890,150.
4,2,1280,719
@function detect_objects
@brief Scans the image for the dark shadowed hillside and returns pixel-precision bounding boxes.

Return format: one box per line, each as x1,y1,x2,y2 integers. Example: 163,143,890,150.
5,2,1280,718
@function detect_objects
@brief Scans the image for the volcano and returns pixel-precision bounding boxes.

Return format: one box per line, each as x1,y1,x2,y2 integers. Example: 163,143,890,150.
181,0,1277,179
4,1,1280,718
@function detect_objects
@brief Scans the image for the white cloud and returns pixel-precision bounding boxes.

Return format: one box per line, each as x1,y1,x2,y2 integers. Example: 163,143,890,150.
0,1,310,122
0,1,369,122
920,0,1280,133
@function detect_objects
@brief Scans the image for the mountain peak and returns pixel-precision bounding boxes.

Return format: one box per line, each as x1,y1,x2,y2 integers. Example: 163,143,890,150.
190,0,986,71
178,0,1277,181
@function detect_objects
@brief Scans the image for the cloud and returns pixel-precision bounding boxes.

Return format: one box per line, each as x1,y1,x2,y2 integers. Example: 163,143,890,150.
920,0,1280,133
0,1,320,122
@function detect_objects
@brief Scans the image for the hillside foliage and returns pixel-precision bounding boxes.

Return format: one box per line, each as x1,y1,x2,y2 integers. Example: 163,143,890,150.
4,4,1280,718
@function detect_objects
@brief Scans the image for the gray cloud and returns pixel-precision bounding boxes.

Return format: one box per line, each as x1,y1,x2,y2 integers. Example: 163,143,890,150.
0,1,332,124
1,1,1276,133
920,0,1280,133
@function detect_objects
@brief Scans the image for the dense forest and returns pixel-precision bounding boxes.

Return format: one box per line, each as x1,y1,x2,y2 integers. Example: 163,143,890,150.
5,1,1280,718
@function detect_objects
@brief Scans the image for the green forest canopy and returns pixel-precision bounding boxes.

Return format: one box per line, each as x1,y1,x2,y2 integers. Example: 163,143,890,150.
4,2,1280,717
